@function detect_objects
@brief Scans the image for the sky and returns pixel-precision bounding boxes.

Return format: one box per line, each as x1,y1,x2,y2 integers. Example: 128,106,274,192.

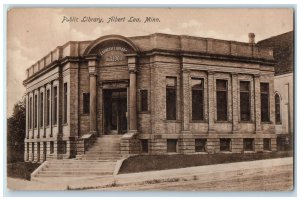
6,8,293,117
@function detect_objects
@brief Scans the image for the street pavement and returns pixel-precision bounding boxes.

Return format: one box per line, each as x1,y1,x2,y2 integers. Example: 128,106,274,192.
6,157,293,191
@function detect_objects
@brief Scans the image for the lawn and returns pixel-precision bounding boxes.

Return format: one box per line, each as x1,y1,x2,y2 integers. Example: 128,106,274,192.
119,151,293,174
7,162,41,180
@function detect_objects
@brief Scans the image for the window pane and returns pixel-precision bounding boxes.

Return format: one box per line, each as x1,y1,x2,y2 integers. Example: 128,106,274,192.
34,94,37,128
46,90,50,126
195,139,206,152
263,138,271,151
216,80,227,91
260,83,269,93
83,93,90,114
240,92,250,121
217,91,227,121
140,139,148,153
53,87,57,124
240,81,250,92
220,139,231,151
166,88,176,120
244,138,254,151
261,83,269,122
40,92,43,127
192,89,203,120
64,83,67,124
29,97,32,129
167,139,177,152
140,90,148,112
275,94,281,124
261,94,269,122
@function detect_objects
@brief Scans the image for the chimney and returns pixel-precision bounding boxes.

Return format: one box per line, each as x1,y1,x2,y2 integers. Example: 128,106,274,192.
248,33,255,44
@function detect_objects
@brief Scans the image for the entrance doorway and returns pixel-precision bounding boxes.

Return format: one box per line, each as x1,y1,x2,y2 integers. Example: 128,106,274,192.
104,89,127,135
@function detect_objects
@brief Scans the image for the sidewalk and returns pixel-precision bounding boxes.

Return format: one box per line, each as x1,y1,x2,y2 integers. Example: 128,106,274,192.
7,157,293,190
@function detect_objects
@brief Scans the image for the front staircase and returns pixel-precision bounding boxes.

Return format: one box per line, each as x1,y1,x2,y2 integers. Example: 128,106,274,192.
31,135,123,181
82,135,123,160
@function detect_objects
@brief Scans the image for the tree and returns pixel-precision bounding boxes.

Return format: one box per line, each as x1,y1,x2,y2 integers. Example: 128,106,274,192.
7,98,26,163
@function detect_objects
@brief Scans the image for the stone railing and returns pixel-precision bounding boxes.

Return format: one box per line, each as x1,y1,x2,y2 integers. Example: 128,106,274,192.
76,133,96,156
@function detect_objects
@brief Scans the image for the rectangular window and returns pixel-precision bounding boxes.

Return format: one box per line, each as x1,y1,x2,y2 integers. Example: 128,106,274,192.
192,78,204,120
263,138,271,151
240,81,251,121
260,83,270,122
32,142,34,158
216,80,228,121
243,138,254,151
167,139,178,153
46,89,50,126
140,90,148,112
140,139,148,153
34,94,37,128
63,83,68,124
40,92,43,127
195,139,207,152
53,86,58,125
37,142,40,161
220,138,231,151
166,77,177,120
62,141,67,154
29,97,32,129
50,141,54,154
83,93,90,114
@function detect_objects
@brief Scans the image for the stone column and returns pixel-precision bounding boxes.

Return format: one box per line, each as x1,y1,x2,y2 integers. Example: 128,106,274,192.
254,74,261,134
26,93,29,139
87,57,99,135
43,85,47,138
128,56,137,133
207,71,215,133
31,91,35,139
181,69,191,133
37,89,40,138
231,73,239,133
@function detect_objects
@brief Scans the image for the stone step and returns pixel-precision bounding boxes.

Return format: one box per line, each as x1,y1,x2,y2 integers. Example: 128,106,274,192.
86,151,120,154
43,166,115,172
36,171,113,177
83,157,122,160
83,154,122,157
45,164,116,169
99,135,123,138
47,161,116,164
88,146,120,151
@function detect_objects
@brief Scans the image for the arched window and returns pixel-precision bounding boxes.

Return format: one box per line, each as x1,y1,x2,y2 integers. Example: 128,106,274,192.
275,93,281,124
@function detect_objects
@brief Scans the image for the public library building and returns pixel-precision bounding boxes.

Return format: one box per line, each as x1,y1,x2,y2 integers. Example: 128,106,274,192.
23,33,277,162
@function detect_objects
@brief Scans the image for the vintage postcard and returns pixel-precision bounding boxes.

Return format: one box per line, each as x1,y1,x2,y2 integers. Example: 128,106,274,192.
6,7,294,191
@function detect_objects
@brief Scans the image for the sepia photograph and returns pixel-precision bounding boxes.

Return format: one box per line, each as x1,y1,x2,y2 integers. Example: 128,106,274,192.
6,7,294,192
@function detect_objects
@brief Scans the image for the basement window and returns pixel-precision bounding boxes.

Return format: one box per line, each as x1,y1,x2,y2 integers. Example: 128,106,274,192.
243,138,254,151
167,139,178,153
62,141,67,154
195,139,207,152
50,141,54,154
140,139,149,153
263,138,271,151
220,138,231,152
